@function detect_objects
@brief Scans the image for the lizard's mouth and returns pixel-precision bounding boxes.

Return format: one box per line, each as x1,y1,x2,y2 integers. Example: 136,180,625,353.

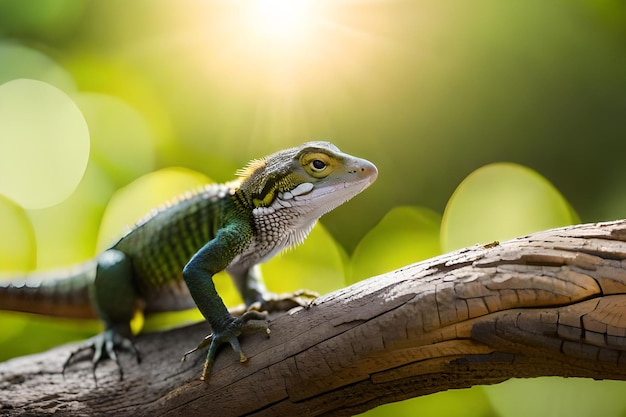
290,172,377,219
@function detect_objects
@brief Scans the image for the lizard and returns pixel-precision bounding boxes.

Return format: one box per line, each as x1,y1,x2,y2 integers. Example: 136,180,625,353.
0,141,378,382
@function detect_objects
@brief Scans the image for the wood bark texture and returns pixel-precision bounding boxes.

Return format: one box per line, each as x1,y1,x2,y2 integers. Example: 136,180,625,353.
2,220,626,417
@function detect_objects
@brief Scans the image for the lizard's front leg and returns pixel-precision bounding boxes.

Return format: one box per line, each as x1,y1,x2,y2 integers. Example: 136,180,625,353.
182,222,270,381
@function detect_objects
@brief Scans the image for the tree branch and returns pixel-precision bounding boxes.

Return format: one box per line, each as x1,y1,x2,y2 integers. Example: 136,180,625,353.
2,220,626,416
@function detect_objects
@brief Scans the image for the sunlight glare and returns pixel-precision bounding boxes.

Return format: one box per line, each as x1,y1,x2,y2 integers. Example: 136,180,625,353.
248,0,315,43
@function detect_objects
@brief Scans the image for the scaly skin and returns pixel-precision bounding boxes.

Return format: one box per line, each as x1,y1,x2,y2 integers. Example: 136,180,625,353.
0,141,378,381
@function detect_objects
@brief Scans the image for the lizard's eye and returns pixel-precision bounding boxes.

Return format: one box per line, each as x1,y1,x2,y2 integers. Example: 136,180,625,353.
301,152,334,178
310,159,327,172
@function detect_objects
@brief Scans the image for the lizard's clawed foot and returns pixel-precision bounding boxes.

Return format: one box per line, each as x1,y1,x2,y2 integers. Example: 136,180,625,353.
63,328,140,384
181,291,315,381
182,310,270,381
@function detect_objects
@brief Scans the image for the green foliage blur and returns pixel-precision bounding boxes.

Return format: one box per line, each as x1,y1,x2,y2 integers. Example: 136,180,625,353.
1,1,625,416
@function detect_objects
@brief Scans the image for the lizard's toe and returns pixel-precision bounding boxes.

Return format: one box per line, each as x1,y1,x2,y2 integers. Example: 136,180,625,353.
63,328,139,384
183,314,270,382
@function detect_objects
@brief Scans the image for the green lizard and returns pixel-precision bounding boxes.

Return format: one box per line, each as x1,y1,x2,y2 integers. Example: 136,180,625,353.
0,142,377,381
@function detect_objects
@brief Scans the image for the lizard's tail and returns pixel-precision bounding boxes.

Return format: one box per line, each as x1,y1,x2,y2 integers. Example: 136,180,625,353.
0,260,98,319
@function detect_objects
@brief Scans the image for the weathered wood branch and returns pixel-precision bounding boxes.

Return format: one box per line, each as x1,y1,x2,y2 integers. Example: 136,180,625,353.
2,220,626,416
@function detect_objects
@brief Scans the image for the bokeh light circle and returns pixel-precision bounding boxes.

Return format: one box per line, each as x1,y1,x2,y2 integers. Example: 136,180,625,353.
0,79,90,209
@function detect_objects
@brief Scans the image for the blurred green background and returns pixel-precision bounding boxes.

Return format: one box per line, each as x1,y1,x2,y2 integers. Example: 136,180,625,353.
1,0,626,416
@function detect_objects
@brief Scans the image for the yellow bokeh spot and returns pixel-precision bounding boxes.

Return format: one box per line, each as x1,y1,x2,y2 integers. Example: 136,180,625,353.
0,79,89,209
441,162,579,252
349,206,441,284
0,195,36,271
485,378,626,417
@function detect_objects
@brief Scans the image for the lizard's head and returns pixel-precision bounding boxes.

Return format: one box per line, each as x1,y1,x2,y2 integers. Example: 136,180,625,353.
235,141,377,218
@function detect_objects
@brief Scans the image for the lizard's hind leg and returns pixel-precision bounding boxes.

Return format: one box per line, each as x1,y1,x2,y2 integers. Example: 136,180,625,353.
63,249,141,383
